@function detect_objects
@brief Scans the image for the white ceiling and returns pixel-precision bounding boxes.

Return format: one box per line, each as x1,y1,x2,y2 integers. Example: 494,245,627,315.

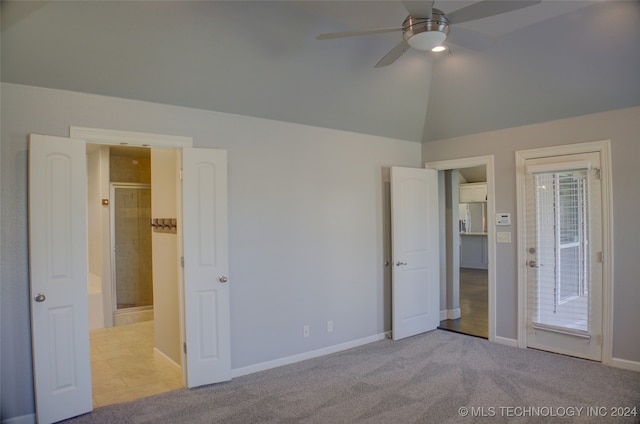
2,1,639,142
292,1,597,39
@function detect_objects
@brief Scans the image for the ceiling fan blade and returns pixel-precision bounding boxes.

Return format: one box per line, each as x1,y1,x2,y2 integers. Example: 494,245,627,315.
375,40,411,68
447,27,496,51
317,27,402,40
447,0,541,25
402,1,432,18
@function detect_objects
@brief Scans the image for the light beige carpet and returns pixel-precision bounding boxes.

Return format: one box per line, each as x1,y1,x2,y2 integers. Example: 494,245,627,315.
64,330,640,423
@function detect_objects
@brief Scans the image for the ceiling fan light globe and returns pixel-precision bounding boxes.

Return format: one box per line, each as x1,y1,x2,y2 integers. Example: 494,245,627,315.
402,12,449,52
407,31,447,51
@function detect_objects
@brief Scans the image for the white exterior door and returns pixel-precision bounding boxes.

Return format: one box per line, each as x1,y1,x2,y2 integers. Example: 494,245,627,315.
29,134,93,423
524,152,603,361
390,167,440,340
181,148,231,387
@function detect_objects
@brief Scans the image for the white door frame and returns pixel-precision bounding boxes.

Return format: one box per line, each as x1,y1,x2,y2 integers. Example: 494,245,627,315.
70,126,193,377
515,139,613,364
425,155,496,343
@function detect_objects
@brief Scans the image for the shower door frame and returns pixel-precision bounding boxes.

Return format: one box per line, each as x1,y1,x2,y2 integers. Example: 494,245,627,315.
109,182,153,315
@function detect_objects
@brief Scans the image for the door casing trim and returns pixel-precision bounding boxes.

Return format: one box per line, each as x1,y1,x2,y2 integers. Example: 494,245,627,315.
70,126,193,384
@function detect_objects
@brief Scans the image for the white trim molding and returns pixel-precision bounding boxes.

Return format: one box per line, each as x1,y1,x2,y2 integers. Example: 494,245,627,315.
610,357,640,372
70,126,192,148
426,155,496,343
494,336,519,348
515,139,613,365
447,308,461,320
439,308,462,321
231,333,387,378
1,414,36,424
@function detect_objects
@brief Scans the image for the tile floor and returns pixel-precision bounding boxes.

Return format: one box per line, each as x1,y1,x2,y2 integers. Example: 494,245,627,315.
90,320,183,407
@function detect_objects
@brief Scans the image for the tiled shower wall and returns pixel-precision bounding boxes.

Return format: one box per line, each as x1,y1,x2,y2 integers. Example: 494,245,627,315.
110,155,151,184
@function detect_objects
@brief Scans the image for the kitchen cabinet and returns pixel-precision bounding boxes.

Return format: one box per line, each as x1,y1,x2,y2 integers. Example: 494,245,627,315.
459,182,487,203
460,233,488,269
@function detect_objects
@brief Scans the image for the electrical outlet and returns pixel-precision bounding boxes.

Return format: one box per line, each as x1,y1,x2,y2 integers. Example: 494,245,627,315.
327,320,333,333
303,325,310,338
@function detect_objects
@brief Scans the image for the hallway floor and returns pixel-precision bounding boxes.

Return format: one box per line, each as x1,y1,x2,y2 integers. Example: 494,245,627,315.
90,320,183,407
438,268,488,338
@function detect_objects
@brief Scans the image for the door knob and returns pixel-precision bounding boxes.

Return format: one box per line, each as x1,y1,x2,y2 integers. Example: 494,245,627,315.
34,293,46,302
218,276,228,283
527,260,538,268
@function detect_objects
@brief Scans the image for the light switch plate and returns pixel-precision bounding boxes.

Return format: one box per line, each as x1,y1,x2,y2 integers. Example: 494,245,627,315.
497,232,511,243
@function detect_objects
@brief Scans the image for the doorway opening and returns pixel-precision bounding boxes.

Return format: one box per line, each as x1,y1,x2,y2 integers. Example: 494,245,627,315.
30,129,231,422
437,167,488,338
426,156,495,342
86,144,183,406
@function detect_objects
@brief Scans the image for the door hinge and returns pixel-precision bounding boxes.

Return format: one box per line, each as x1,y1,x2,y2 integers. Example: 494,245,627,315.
597,251,604,264
594,168,601,180
179,168,183,181
181,256,184,268
183,342,187,355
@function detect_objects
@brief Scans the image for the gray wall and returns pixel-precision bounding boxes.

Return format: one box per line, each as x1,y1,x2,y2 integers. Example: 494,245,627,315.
0,83,420,420
422,105,640,361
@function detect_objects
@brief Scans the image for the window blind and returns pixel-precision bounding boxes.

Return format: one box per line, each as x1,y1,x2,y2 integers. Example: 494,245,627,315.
527,169,591,337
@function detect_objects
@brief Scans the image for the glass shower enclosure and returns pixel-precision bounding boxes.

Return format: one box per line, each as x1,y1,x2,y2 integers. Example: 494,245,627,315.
111,184,153,311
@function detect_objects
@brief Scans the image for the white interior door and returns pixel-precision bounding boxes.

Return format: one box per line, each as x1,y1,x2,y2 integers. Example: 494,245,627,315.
29,134,92,423
390,167,440,340
524,152,602,360
182,148,231,387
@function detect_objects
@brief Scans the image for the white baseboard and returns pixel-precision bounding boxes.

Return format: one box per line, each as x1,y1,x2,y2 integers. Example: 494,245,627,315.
154,347,182,370
231,333,387,378
1,414,35,424
440,309,461,320
610,357,640,372
494,336,519,348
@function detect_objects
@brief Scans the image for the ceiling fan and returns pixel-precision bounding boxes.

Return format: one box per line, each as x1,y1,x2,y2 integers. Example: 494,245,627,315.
317,0,541,67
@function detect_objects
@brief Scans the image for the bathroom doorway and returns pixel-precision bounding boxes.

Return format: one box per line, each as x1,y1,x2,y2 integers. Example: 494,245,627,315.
30,130,230,420
87,144,184,406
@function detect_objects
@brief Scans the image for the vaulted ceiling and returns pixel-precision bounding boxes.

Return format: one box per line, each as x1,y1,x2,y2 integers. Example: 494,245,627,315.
2,1,639,142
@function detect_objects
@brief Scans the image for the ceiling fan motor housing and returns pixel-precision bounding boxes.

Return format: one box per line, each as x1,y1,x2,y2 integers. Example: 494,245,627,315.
403,9,450,51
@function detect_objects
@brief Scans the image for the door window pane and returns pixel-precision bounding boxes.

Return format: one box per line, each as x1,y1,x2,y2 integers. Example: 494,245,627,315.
531,170,589,333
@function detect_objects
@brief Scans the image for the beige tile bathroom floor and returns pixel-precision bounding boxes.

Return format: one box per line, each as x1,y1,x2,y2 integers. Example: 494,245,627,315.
90,320,183,408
